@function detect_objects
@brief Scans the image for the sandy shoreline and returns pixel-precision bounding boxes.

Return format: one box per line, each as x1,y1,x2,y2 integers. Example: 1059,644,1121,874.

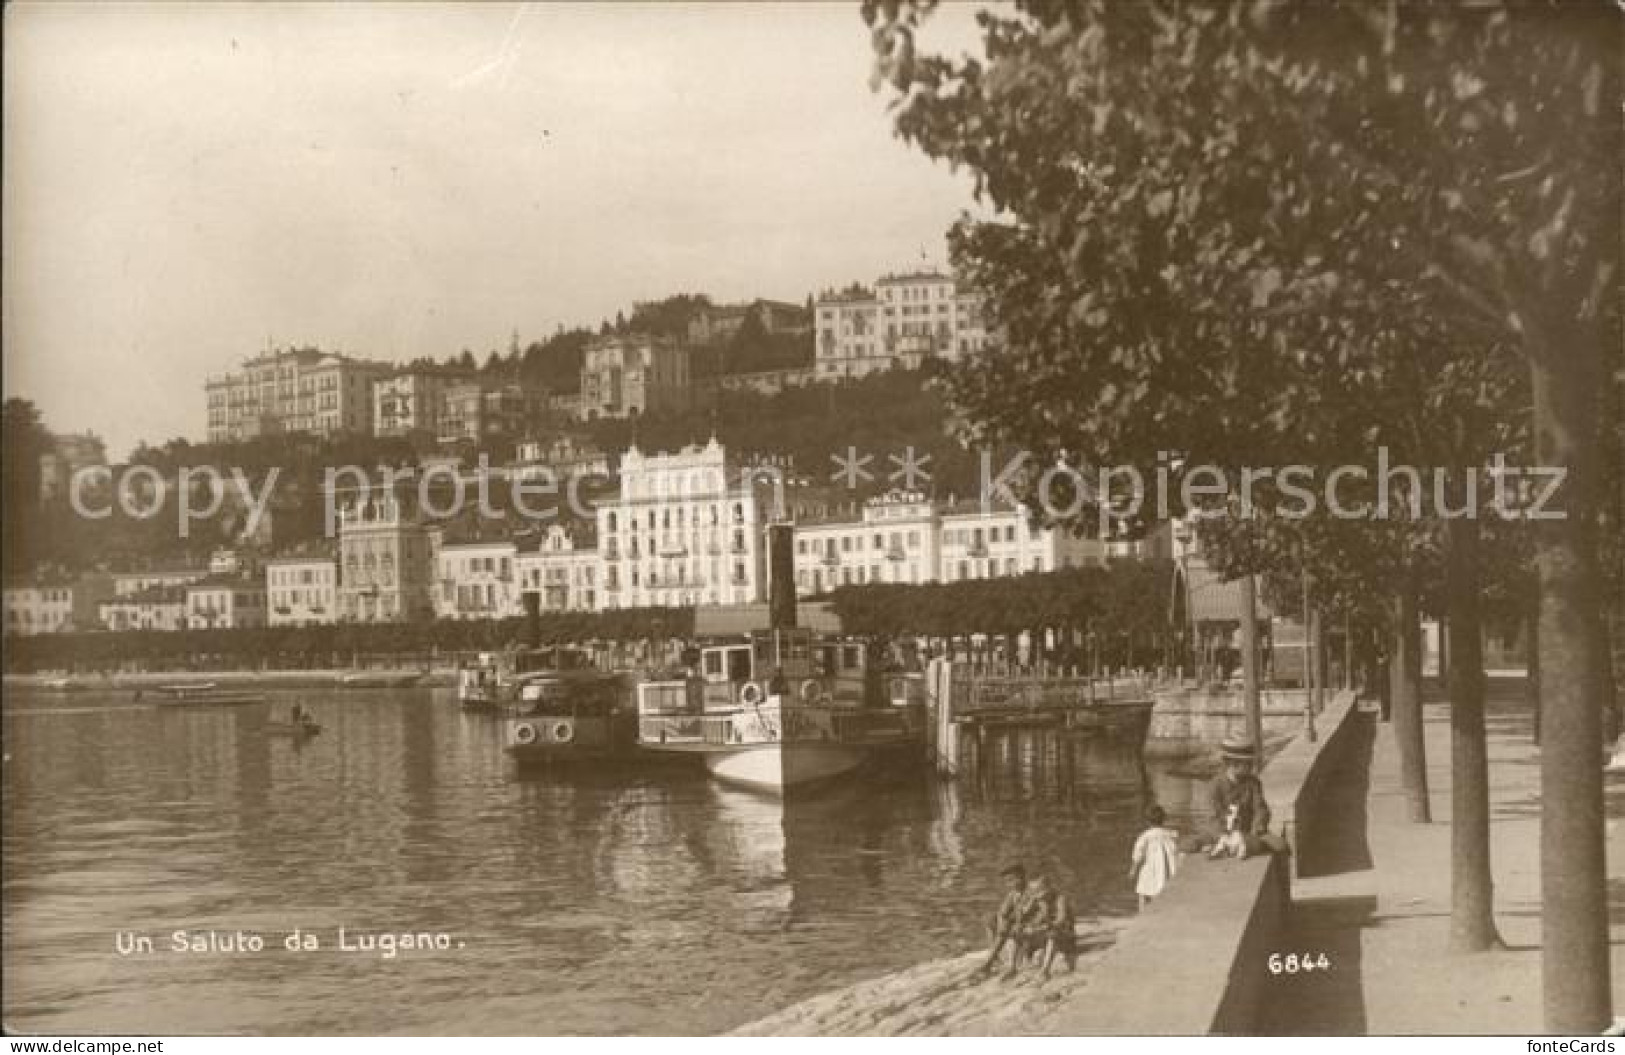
729,919,1128,1036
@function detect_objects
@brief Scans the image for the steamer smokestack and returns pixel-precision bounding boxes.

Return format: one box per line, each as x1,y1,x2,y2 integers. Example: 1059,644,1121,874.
523,591,541,648
767,522,797,631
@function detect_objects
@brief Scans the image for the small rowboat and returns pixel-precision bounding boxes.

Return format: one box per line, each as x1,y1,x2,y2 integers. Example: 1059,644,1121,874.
336,671,423,689
154,682,218,695
153,684,267,707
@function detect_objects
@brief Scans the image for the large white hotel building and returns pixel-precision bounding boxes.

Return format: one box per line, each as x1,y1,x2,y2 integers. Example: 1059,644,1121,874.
594,439,778,610
791,489,1108,598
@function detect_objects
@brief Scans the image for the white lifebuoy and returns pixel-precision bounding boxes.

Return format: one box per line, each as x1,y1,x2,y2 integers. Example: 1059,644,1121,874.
799,679,825,703
551,721,575,744
739,682,763,706
513,722,537,746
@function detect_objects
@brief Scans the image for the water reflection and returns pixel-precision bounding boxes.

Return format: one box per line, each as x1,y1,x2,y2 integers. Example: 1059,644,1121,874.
3,688,1199,1035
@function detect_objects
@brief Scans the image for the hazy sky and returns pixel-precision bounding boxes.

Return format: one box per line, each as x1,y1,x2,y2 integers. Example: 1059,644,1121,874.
2,2,984,460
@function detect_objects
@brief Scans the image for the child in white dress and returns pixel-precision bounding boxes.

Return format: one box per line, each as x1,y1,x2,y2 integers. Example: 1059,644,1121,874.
1129,805,1181,909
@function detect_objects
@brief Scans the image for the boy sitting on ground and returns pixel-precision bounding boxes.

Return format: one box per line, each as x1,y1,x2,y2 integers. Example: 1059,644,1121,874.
976,864,1032,979
1027,874,1077,980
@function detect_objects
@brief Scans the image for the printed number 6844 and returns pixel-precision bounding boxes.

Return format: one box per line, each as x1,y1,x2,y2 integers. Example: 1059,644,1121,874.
1268,952,1332,974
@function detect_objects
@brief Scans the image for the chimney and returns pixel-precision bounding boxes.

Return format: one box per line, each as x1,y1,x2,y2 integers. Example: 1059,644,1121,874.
523,591,541,648
767,523,797,631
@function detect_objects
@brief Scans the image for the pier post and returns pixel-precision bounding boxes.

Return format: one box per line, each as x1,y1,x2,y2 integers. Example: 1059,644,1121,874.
928,658,960,777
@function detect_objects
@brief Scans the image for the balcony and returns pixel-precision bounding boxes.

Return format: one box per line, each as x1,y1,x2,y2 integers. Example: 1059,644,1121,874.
821,552,841,567
885,545,907,561
967,541,989,558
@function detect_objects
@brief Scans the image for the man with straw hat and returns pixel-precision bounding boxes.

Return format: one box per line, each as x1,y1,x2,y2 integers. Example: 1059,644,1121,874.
1207,733,1273,857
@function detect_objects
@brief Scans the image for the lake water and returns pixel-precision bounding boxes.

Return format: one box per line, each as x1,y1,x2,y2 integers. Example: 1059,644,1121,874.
2,687,1204,1035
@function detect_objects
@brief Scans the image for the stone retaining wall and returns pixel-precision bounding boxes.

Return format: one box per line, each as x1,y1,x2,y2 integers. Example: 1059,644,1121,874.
1048,689,1363,1034
1260,690,1362,878
1146,686,1316,755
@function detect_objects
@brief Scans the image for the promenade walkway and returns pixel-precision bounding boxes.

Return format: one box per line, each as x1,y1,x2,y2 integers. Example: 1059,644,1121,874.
1263,677,1625,1034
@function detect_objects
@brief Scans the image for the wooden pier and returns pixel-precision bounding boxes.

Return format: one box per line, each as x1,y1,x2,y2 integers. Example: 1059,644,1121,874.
925,659,1155,776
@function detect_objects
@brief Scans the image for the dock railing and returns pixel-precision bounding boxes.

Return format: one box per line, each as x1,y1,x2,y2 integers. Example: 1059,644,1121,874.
955,671,1155,718
927,661,1158,774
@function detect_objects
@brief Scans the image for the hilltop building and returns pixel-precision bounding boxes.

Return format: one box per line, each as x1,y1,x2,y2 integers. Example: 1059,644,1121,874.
814,268,987,379
38,432,108,504
437,380,549,444
579,335,692,420
511,433,612,483
373,366,477,438
206,347,392,443
686,299,810,346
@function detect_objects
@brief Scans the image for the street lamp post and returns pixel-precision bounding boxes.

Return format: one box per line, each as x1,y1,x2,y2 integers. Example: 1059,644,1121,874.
1240,574,1264,760
1301,569,1317,744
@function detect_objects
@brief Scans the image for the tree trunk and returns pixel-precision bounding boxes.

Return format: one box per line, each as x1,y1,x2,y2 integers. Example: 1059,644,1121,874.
1393,587,1431,823
1526,591,1541,746
1301,573,1314,695
1376,651,1392,720
1311,606,1325,713
1593,610,1620,745
1241,574,1263,757
1343,612,1353,690
1527,328,1610,1031
1444,507,1500,952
